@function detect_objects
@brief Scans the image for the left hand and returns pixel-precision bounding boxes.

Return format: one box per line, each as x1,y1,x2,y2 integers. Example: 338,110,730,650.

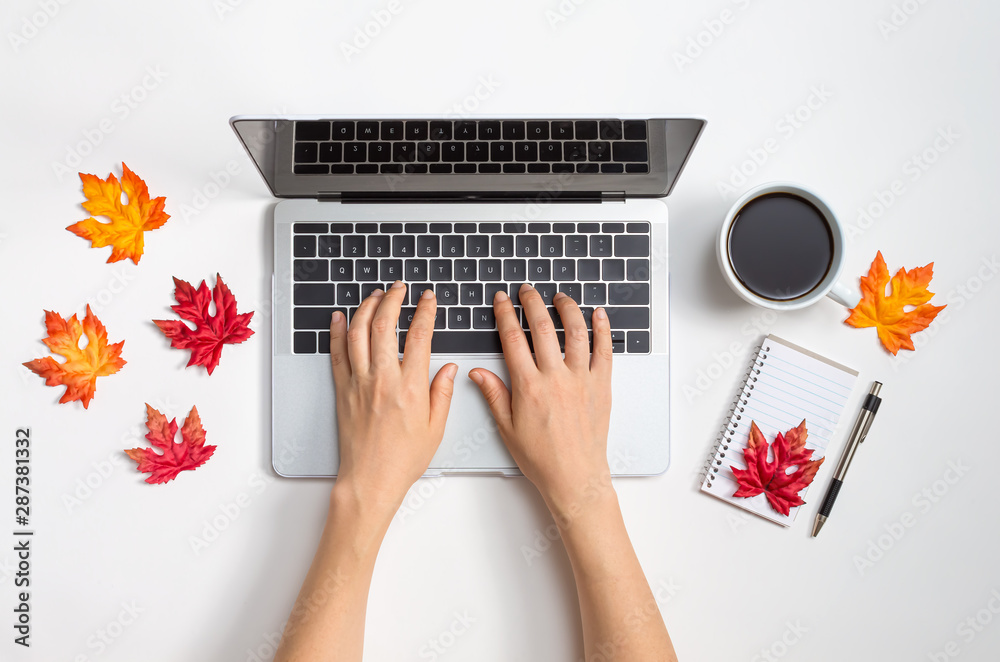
329,281,457,517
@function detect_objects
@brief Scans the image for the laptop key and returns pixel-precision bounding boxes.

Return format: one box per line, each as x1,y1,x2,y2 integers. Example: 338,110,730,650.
614,235,649,257
355,260,378,281
502,121,525,140
491,235,513,257
436,283,458,305
485,283,507,304
577,259,600,281
294,308,338,330
528,259,550,280
608,282,649,305
602,258,625,281
344,143,366,162
318,235,340,257
540,235,562,257
627,330,650,354
504,259,526,281
479,260,502,281
381,121,403,140
416,236,439,258
575,121,598,140
552,121,573,139
392,142,416,162
553,259,575,281
357,122,379,139
626,258,650,280
411,283,434,304
599,120,623,141
442,143,464,162
293,331,316,353
399,307,417,330
294,283,336,305
584,282,606,305
442,235,464,256
535,282,558,304
526,121,549,139
361,283,382,299
392,235,415,257
449,307,472,329
612,142,648,162
294,235,316,257
380,260,403,281
559,283,582,303
398,331,502,354
491,142,514,161
611,330,626,353
564,142,587,161
405,259,428,281
604,307,649,329
368,236,390,257
454,259,477,281
319,142,342,163
293,259,327,282
331,121,354,140
405,121,428,140
296,121,329,141
342,236,365,257
515,142,539,161
430,259,452,280
330,259,353,281
539,142,562,161
430,121,452,140
623,121,647,140
466,235,489,257
590,235,613,256
473,307,496,329
565,235,588,256
516,235,538,256
461,283,483,305
318,331,331,354
337,283,361,305
467,142,489,162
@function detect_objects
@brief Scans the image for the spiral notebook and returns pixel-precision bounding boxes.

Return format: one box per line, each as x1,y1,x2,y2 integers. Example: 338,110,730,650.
701,335,859,526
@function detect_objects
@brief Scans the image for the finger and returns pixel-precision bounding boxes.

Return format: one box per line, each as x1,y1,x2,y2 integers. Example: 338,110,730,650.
590,306,613,381
493,289,536,377
329,310,351,386
370,280,407,364
346,288,384,374
428,363,459,432
402,288,437,377
468,368,513,434
553,291,589,372
519,284,563,370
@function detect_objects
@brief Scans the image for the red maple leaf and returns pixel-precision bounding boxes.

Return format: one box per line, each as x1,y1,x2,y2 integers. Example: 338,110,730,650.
731,420,824,516
153,274,254,375
125,404,216,484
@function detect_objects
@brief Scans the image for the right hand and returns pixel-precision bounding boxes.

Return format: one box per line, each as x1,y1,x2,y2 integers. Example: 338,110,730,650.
469,284,614,513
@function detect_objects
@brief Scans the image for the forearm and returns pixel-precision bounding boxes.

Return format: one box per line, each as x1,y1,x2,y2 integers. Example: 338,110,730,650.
545,482,677,662
275,483,395,662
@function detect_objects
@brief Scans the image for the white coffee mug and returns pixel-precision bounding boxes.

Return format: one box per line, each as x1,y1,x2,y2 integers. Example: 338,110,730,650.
717,182,860,311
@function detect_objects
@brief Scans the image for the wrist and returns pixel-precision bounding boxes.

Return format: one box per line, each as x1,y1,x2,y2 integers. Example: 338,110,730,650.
540,473,619,531
328,480,397,548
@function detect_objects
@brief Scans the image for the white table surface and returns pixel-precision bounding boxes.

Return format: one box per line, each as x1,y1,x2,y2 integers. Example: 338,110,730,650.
2,1,999,660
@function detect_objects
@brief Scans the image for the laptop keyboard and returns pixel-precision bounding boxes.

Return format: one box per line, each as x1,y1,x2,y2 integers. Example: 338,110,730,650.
291,119,650,176
291,222,653,355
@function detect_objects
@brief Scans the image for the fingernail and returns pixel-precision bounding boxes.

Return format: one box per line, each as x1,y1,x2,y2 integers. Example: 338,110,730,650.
469,370,484,385
554,291,567,300
372,288,384,297
519,283,533,293
595,307,607,320
392,280,405,289
331,311,344,324
495,290,509,302
422,288,435,300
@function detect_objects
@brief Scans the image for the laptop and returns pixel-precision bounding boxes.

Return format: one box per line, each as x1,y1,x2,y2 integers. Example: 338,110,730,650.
230,116,705,477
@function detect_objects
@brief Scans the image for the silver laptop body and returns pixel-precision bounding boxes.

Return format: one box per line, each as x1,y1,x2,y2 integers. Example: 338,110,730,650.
231,115,704,477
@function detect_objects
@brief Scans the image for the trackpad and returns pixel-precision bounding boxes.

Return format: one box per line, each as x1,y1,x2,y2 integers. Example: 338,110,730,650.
427,357,519,474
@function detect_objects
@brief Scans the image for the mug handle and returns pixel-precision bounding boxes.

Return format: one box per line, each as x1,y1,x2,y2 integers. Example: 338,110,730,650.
826,279,861,309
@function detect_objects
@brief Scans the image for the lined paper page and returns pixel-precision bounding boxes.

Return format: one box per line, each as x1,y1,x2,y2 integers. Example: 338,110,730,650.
701,335,859,526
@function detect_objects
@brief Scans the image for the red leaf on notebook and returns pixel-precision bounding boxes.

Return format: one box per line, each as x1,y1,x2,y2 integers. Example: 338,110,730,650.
125,404,216,484
153,274,254,375
731,420,824,516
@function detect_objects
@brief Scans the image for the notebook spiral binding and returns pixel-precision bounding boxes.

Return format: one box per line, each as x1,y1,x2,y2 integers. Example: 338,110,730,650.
701,342,771,488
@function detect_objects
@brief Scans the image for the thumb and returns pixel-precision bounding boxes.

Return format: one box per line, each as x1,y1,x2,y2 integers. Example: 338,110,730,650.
468,368,512,432
428,363,459,431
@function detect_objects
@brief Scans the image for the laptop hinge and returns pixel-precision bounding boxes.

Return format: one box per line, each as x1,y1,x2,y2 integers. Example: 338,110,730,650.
325,191,608,204
601,191,626,203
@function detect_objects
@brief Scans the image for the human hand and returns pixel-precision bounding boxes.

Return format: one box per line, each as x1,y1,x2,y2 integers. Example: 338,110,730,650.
469,284,614,513
329,281,457,518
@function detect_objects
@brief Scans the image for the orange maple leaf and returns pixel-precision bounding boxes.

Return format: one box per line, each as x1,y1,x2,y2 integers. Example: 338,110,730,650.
23,306,126,408
845,251,946,355
66,163,169,264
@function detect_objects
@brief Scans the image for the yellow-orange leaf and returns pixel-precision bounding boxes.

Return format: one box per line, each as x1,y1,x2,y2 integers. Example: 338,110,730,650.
23,306,126,408
845,251,946,355
66,163,169,264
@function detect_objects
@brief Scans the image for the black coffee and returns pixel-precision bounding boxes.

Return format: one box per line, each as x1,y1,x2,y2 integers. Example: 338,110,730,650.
728,193,833,301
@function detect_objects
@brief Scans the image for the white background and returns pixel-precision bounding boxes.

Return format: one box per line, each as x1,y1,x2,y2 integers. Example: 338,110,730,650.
1,0,999,660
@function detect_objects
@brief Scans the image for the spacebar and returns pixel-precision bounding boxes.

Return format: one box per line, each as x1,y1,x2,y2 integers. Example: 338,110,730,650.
398,331,503,354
